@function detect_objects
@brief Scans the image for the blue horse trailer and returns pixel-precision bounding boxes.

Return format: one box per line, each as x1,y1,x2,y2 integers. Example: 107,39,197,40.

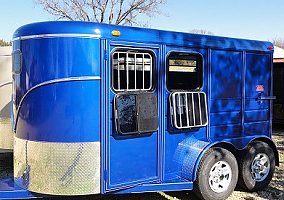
0,21,279,200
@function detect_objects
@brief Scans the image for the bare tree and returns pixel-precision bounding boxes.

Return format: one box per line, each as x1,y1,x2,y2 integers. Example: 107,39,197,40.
190,29,214,36
35,0,166,26
272,37,284,49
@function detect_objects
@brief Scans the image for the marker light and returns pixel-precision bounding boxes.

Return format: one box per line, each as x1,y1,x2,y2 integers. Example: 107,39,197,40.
112,30,121,37
267,45,274,50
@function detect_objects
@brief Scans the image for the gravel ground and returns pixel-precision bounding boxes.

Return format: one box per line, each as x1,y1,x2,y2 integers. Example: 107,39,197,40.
0,130,283,200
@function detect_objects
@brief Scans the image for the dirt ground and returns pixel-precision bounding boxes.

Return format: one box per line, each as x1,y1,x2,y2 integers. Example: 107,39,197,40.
0,130,283,200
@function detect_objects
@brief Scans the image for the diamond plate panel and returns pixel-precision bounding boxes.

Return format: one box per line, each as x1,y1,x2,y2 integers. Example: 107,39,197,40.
14,137,100,195
174,136,209,181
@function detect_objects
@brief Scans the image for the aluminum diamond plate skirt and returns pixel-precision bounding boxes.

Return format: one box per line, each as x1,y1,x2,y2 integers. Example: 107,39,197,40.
14,137,100,195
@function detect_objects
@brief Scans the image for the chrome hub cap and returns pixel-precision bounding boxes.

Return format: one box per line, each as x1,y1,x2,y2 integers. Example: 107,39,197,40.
209,161,232,193
251,153,270,182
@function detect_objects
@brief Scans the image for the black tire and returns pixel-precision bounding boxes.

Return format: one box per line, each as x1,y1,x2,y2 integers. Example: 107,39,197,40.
238,141,275,192
193,147,238,200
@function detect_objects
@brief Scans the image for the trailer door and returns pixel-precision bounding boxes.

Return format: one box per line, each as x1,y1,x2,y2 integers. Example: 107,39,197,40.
103,43,160,191
245,53,272,136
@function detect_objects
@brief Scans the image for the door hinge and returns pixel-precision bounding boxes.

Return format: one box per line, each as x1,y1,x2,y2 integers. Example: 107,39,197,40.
104,50,109,60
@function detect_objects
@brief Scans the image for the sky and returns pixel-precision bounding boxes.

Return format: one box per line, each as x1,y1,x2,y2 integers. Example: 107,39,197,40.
0,0,283,42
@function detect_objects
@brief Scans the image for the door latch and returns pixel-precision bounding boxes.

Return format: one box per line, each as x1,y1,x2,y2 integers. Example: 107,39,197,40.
257,93,276,104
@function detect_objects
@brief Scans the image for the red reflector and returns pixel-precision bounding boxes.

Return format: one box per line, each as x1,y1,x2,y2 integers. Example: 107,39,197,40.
267,46,274,50
256,85,264,92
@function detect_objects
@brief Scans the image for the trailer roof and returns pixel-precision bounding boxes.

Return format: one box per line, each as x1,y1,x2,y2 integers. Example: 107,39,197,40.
13,21,273,52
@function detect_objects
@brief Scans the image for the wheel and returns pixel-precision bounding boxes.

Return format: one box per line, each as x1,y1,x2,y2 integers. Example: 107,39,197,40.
238,141,275,191
194,147,238,200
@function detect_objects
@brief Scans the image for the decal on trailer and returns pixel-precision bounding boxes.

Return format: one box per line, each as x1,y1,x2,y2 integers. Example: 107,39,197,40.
256,84,264,92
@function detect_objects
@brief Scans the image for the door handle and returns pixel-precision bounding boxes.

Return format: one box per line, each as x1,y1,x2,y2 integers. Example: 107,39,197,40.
257,96,276,100
257,94,276,104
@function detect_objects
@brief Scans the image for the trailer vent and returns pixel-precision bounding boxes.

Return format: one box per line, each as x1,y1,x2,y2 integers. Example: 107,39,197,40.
112,51,153,92
170,92,208,129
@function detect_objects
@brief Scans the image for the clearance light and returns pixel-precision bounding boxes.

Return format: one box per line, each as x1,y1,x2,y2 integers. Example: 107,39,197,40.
112,30,121,37
267,45,274,50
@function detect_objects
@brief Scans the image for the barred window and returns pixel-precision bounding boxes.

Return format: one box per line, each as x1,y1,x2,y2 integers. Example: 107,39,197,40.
170,92,208,129
112,50,153,92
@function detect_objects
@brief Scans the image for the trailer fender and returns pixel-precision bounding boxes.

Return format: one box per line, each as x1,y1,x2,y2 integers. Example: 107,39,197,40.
220,136,279,166
250,137,280,166
174,136,210,181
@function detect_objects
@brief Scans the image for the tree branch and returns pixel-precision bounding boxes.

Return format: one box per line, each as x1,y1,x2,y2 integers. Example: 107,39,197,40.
34,0,166,25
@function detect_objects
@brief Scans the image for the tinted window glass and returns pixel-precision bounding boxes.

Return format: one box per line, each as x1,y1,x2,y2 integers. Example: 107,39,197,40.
12,50,22,74
167,52,203,90
116,95,137,134
115,93,158,135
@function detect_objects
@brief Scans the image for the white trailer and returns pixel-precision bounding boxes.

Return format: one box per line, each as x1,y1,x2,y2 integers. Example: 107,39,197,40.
0,46,13,151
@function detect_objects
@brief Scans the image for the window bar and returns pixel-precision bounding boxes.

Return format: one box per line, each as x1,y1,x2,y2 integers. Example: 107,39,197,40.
204,94,208,125
126,53,129,90
185,93,190,127
191,93,196,126
117,53,121,90
178,93,182,127
149,55,152,90
142,54,145,90
134,53,137,90
198,93,203,125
